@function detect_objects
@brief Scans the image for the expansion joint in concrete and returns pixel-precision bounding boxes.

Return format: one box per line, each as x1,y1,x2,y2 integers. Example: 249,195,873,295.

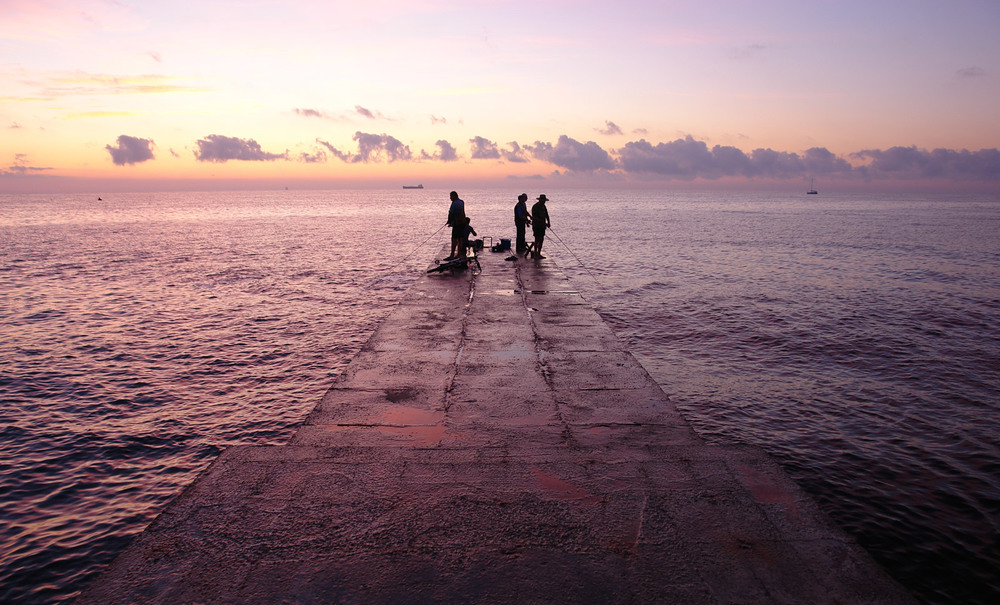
443,265,479,414
513,259,572,445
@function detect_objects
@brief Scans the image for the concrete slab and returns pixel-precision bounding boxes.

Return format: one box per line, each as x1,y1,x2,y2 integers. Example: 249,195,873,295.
78,248,914,604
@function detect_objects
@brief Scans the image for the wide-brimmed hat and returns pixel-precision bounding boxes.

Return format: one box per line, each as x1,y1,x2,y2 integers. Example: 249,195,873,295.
518,193,527,201
536,194,548,202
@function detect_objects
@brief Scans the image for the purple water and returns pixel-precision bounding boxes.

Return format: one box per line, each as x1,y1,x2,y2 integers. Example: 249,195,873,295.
2,189,998,603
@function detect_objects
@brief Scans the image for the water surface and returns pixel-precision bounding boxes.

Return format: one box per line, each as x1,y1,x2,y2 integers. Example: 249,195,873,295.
2,189,998,603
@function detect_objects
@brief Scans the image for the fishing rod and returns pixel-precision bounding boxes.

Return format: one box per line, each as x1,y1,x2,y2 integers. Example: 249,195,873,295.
372,222,448,283
546,226,605,291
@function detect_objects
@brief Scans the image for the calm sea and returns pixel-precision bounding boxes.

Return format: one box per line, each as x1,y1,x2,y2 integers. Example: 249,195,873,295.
1,189,998,603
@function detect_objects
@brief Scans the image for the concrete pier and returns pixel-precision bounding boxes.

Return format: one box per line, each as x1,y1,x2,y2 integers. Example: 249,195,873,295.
78,249,914,603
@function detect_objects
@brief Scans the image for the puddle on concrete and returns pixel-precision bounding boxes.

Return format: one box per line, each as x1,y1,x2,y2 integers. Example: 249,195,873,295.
323,407,449,445
318,423,448,446
376,406,444,426
531,465,602,504
515,290,580,295
379,424,448,446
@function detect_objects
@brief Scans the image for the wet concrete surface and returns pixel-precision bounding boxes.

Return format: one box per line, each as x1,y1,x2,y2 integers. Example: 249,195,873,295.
78,249,915,603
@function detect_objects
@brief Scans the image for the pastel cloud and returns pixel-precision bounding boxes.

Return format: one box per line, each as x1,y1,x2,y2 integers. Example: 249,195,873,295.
852,146,1000,181
957,66,986,78
194,135,286,162
316,139,352,162
1,153,52,177
354,132,411,162
436,140,458,162
501,142,530,163
598,121,623,136
421,140,458,162
106,135,155,165
617,137,856,179
38,73,205,97
318,132,412,163
470,136,500,159
298,150,327,163
527,135,616,172
78,129,1000,185
356,106,390,120
295,108,327,119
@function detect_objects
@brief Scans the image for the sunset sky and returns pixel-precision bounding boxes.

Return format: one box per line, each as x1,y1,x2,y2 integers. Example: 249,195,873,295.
2,0,999,192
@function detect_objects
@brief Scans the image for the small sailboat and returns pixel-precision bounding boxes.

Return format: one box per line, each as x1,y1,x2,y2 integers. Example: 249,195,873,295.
807,178,818,195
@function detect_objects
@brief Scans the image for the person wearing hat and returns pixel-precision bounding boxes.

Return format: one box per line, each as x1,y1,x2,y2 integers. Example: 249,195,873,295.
513,193,532,254
530,194,550,259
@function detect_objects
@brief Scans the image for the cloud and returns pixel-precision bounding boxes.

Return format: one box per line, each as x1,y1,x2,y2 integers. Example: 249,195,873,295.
106,135,155,165
37,73,206,97
298,150,327,163
501,142,530,163
527,135,616,172
615,136,858,179
470,136,500,159
194,135,286,162
617,137,715,178
436,140,458,161
295,108,327,119
318,132,412,163
1,153,52,177
957,66,986,78
598,121,623,136
852,146,1000,180
730,43,768,60
9,122,23,129
802,146,854,174
316,138,353,162
747,147,808,178
431,115,447,125
421,140,458,162
356,105,390,120
354,132,411,162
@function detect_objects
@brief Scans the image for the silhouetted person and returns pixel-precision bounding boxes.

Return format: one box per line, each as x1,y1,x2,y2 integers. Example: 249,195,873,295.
446,190,465,260
514,193,532,254
531,194,550,259
464,217,478,252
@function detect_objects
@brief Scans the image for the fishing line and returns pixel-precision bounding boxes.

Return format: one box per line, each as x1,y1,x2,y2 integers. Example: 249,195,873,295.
547,227,605,291
371,222,448,284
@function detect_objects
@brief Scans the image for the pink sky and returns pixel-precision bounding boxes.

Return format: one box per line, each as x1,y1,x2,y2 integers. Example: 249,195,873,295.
2,0,999,192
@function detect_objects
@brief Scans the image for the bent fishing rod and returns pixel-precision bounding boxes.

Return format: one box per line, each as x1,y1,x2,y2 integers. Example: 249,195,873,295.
546,226,605,291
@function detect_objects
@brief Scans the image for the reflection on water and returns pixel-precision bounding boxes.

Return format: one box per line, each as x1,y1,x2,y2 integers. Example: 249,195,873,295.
560,191,1000,604
1,190,998,603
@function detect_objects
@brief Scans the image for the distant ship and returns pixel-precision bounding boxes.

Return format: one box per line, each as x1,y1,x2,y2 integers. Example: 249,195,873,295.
807,178,818,194
402,184,424,189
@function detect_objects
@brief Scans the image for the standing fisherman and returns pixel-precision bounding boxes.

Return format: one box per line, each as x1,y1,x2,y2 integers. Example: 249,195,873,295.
513,193,532,254
445,190,466,260
531,194,550,259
